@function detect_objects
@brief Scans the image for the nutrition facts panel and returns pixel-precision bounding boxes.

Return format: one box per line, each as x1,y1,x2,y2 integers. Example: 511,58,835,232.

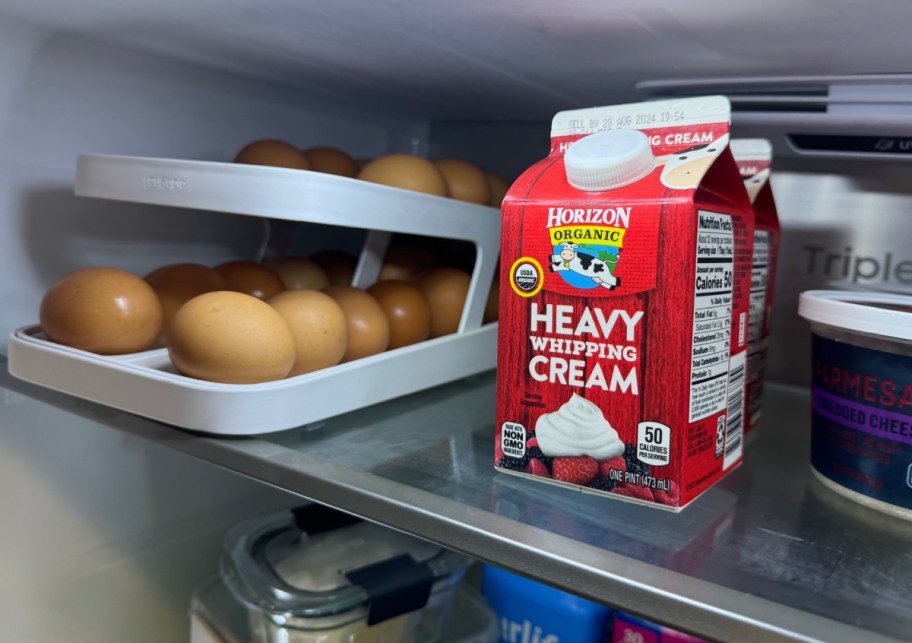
689,211,734,423
749,231,769,348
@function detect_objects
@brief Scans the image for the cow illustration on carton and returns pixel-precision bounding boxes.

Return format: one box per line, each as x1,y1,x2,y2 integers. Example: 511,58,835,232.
549,241,621,290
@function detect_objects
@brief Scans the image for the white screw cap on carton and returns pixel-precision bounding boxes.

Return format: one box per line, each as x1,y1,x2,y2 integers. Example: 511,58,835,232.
563,129,655,191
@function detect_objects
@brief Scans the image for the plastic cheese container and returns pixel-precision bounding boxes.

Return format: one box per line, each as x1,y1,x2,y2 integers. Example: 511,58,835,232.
799,290,912,519
220,506,471,642
190,577,498,643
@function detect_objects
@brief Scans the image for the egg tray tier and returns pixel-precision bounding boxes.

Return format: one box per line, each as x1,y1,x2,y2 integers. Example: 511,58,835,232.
73,153,501,332
7,324,497,435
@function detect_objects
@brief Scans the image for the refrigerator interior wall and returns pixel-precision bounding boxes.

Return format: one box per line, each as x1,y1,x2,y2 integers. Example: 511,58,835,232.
0,18,424,643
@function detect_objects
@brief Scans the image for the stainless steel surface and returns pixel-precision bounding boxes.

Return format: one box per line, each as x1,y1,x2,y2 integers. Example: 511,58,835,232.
2,356,910,643
765,161,912,388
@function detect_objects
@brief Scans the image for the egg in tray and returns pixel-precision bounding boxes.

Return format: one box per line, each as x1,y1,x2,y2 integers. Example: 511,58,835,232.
38,242,495,385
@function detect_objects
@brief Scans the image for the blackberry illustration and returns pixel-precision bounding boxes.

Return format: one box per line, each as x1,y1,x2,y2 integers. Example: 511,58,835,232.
588,476,616,492
526,446,552,471
497,455,529,471
624,444,649,477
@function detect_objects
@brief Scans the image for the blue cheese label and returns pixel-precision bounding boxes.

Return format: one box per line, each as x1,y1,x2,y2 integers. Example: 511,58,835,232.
811,334,912,510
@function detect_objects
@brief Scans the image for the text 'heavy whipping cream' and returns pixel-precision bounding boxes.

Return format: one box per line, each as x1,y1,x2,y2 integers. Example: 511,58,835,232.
495,97,754,511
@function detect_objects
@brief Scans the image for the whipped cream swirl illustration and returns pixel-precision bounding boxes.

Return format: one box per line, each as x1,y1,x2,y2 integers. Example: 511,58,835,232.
536,394,624,460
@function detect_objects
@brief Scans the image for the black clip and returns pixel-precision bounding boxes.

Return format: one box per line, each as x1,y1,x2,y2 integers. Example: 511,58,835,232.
346,554,436,625
292,504,361,535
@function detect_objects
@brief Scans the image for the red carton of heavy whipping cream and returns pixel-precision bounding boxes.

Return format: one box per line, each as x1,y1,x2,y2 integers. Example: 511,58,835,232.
494,97,754,511
730,139,781,432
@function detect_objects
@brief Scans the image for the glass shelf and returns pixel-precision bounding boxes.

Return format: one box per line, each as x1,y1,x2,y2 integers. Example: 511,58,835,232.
2,355,909,643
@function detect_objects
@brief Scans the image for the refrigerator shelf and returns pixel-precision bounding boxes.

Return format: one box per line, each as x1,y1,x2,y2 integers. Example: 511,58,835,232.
2,358,909,643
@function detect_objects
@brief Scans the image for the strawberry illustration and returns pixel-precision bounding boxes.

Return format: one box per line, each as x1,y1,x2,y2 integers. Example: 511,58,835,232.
524,458,551,478
551,456,598,486
599,456,626,478
653,480,680,506
614,483,655,502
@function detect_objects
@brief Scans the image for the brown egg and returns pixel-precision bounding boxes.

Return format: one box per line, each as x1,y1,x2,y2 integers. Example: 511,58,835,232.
303,147,360,178
268,290,348,376
378,244,437,282
234,140,311,170
433,159,490,205
309,250,357,286
322,285,389,361
145,263,228,334
265,257,330,290
215,261,285,300
167,291,295,384
417,268,471,338
367,281,431,349
40,267,162,354
485,173,509,207
358,154,448,196
484,276,499,324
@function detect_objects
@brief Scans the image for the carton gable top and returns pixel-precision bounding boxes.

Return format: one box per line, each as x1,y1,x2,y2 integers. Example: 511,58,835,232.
541,96,744,205
730,138,773,203
730,138,779,227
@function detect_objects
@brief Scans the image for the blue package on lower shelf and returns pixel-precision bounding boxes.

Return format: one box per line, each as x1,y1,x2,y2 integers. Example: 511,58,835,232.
482,565,613,643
